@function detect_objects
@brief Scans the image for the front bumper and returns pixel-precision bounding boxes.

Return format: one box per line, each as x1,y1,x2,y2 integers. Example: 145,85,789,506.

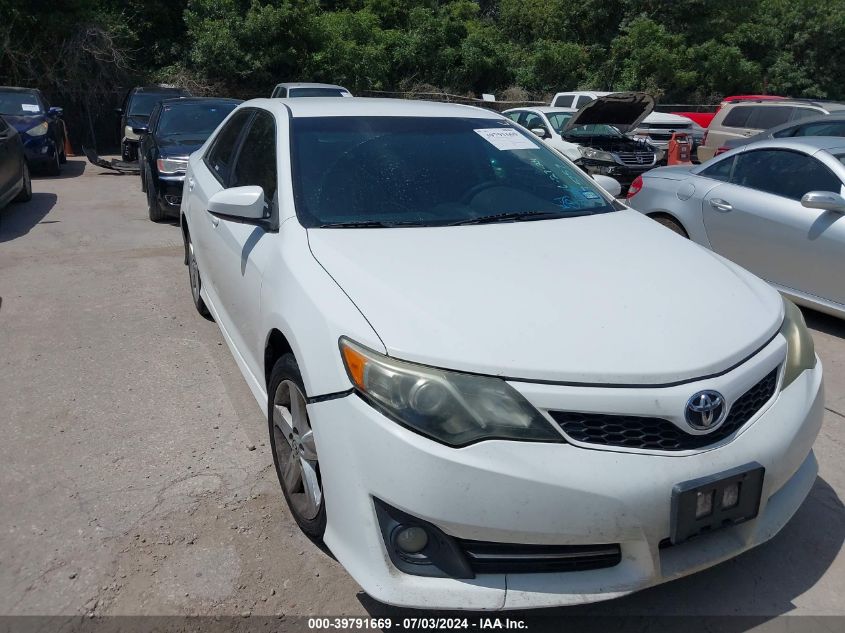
309,357,824,610
152,173,185,217
22,134,57,166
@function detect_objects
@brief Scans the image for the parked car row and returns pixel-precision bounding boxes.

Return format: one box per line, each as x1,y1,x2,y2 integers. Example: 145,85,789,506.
0,86,66,176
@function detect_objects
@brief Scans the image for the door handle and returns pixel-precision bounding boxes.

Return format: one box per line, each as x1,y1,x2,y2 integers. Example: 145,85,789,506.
210,215,219,227
188,177,195,191
709,198,733,212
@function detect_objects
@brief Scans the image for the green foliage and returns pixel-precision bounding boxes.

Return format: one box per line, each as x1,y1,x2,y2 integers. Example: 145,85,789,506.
2,0,845,103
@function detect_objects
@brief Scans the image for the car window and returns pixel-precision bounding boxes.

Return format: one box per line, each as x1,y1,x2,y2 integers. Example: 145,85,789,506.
521,113,546,132
0,91,44,115
128,91,190,116
745,106,793,130
791,107,821,122
230,110,277,208
553,95,573,108
289,87,348,97
791,121,845,137
505,111,521,123
699,155,735,182
205,109,253,185
721,106,754,128
158,102,239,138
291,116,615,228
574,96,593,109
546,112,573,133
731,149,842,200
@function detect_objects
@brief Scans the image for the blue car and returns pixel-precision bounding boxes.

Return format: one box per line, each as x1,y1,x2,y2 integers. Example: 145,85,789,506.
0,87,66,175
137,97,241,221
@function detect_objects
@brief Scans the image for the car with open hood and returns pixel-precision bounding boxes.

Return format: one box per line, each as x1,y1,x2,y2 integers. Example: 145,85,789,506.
0,87,66,175
528,92,659,192
136,97,241,221
179,97,823,610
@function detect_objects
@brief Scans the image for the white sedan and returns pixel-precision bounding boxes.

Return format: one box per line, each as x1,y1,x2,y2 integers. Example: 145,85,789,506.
180,98,823,610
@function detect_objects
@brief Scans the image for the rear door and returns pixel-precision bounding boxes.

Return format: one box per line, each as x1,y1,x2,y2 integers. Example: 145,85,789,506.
205,109,279,376
702,148,845,304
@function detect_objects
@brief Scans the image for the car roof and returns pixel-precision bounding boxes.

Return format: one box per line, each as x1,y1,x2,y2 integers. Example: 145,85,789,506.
503,106,572,114
732,136,845,153
722,98,845,110
159,97,242,107
0,86,40,93
274,82,348,89
132,85,189,93
249,97,502,119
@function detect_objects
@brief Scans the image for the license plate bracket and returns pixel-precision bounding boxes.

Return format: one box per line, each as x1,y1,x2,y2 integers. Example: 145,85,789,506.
670,462,765,545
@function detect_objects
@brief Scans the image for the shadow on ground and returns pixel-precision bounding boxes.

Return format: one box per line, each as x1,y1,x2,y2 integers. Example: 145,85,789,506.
32,158,86,180
0,192,58,242
358,477,843,631
804,308,845,340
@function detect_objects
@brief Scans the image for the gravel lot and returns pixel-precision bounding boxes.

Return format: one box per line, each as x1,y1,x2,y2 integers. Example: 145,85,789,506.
0,158,843,624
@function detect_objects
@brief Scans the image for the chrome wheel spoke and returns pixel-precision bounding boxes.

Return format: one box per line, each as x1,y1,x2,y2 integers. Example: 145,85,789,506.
299,456,322,518
298,429,318,461
273,403,295,447
281,452,302,491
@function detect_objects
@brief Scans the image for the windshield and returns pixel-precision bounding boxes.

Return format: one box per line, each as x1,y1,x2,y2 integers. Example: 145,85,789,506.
0,91,43,115
289,87,349,98
291,116,614,228
129,91,188,116
564,123,622,138
157,102,238,137
546,112,574,134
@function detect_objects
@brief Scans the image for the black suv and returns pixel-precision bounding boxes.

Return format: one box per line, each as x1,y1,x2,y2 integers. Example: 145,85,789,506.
116,86,190,161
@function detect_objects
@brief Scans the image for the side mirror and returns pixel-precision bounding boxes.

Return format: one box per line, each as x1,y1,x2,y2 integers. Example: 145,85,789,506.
48,106,63,118
530,127,549,139
801,191,845,213
208,186,267,221
592,174,622,198
132,125,150,136
114,107,123,116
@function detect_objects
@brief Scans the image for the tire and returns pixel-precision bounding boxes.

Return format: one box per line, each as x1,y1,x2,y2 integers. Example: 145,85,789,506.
13,162,32,203
268,354,327,539
651,214,688,238
146,168,166,222
186,232,211,318
59,137,67,164
140,163,147,193
45,148,60,176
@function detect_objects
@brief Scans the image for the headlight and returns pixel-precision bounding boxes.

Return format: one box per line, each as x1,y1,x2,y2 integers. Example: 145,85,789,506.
156,157,189,174
124,125,140,141
339,337,564,446
26,121,49,137
780,298,816,390
578,146,616,163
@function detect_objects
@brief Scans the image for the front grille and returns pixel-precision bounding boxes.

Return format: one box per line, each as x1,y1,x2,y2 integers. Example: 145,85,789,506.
549,369,779,451
458,540,621,574
615,151,656,166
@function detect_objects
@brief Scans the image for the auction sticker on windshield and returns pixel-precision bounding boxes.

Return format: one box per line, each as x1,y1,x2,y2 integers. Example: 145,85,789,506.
21,104,39,112
474,128,537,150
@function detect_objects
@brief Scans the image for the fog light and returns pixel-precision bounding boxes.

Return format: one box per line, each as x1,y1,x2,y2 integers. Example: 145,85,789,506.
721,483,740,509
395,526,428,554
695,490,714,518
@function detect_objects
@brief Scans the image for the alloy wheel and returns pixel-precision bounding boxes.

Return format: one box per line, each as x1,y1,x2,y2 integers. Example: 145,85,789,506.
188,241,201,305
272,379,322,520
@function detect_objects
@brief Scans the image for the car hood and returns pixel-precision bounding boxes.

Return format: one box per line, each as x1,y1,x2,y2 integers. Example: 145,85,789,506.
562,92,655,134
642,112,693,126
307,210,783,385
158,135,208,157
2,113,47,133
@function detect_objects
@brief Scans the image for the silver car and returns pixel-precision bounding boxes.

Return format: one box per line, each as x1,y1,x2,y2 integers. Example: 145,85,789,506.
627,137,845,319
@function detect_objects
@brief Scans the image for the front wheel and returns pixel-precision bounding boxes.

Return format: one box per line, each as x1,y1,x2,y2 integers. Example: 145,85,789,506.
146,167,166,222
14,162,32,202
268,354,327,539
45,147,60,176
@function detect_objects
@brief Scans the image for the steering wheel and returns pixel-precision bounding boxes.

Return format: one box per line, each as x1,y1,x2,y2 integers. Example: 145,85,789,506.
460,181,501,205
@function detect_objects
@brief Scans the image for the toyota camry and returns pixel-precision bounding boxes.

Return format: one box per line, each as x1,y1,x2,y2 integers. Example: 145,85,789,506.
179,98,824,610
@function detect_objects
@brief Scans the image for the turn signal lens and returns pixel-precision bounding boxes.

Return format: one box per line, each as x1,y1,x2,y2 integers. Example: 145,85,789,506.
780,298,816,390
338,337,563,447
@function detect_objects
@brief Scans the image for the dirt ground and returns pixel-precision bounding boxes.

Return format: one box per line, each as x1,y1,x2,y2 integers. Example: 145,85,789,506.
0,158,843,627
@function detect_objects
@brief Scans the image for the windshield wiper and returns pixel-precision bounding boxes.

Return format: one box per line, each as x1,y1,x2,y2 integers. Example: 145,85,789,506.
316,220,420,228
449,210,568,226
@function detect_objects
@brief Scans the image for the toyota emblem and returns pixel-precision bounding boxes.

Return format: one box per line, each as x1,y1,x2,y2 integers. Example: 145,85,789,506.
685,390,726,431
